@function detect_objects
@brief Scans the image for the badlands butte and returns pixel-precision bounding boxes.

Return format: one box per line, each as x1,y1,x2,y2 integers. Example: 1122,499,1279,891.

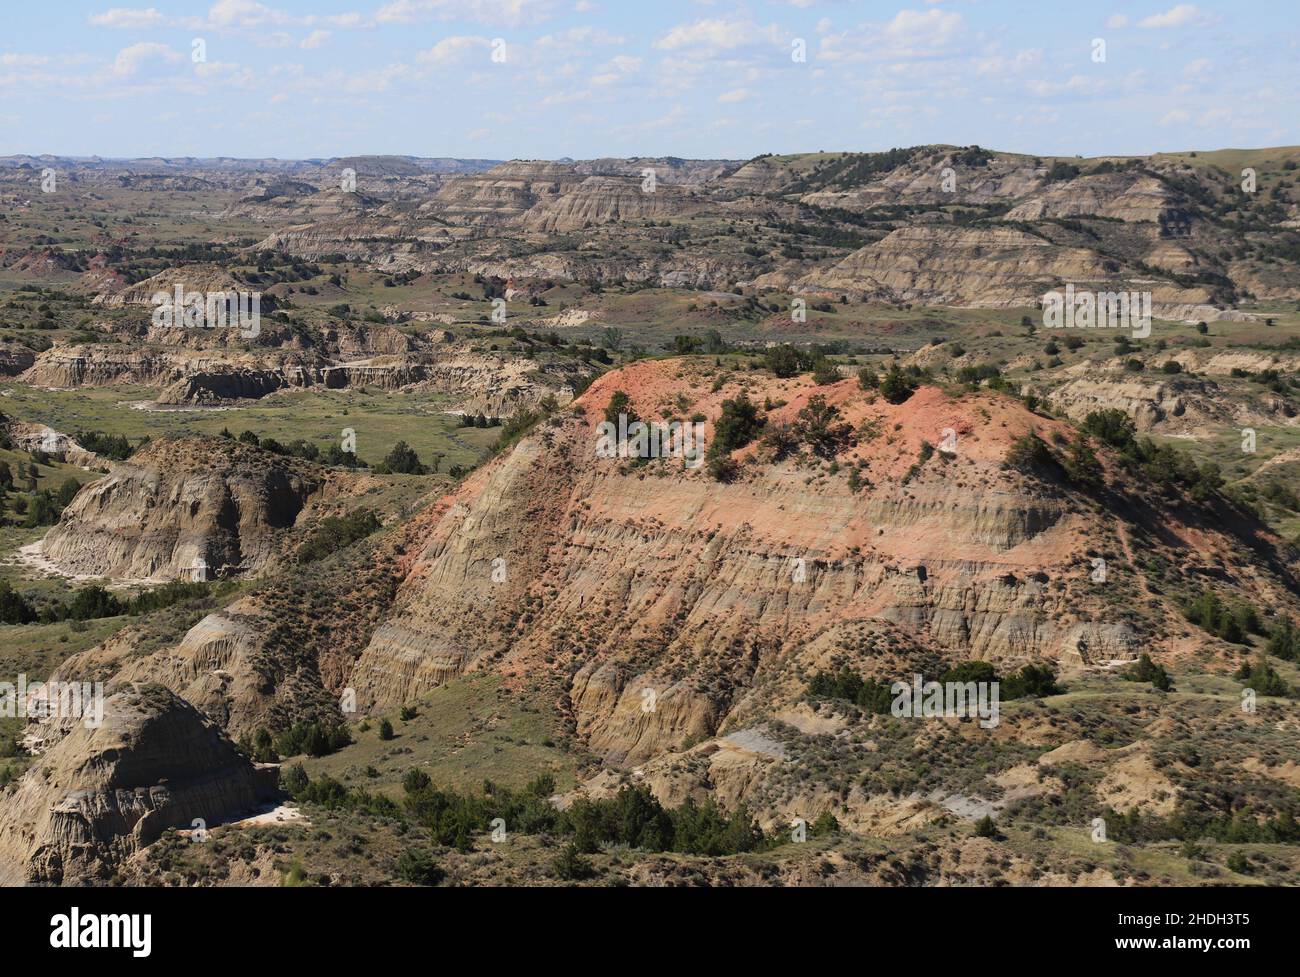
0,144,1299,886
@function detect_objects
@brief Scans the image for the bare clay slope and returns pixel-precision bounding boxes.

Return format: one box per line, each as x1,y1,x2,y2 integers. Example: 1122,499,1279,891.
39,435,349,581
0,683,277,886
349,358,1298,771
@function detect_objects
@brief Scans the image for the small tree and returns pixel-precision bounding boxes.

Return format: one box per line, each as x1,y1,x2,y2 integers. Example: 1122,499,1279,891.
383,441,424,475
280,763,309,796
759,422,799,462
552,843,595,881
879,363,915,404
811,357,841,385
604,390,638,428
794,396,853,459
709,393,765,457
764,344,805,379
1005,433,1053,474
396,849,445,886
378,718,395,741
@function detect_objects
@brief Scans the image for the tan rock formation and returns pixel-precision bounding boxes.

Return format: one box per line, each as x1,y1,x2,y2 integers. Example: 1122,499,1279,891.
0,682,278,886
39,436,326,581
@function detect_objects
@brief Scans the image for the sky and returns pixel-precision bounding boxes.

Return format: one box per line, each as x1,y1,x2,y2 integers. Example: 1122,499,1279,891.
1,1,1297,161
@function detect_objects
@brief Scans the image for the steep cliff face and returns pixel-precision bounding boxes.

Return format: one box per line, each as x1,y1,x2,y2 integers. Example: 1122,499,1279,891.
0,683,278,886
91,263,253,309
520,177,704,232
220,186,382,222
0,344,36,376
428,161,580,224
344,359,1287,769
19,359,1298,849
39,436,326,581
1005,173,1185,223
23,341,591,416
797,225,1212,313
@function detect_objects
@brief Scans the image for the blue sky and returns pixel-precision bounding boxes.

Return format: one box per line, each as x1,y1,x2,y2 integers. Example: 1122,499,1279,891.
1,1,1297,160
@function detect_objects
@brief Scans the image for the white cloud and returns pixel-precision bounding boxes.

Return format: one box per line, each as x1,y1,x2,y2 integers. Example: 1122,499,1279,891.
417,35,490,65
112,42,182,76
207,0,296,28
374,0,559,29
1139,5,1203,28
591,54,641,85
976,48,1042,76
300,30,331,49
1159,108,1191,125
820,9,968,64
884,9,963,44
1105,14,1129,29
654,19,782,54
1,54,52,67
533,26,624,59
90,2,371,32
718,88,750,103
89,7,165,28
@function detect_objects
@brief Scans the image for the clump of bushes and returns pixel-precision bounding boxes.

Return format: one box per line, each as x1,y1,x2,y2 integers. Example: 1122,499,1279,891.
1121,653,1174,692
1234,657,1294,698
1181,589,1261,644
297,510,382,563
273,721,354,758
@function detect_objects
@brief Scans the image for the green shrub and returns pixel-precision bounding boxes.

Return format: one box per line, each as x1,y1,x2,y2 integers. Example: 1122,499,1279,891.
1005,433,1053,474
879,363,915,404
1234,657,1294,698
297,510,382,562
552,843,594,881
395,849,445,885
793,395,853,459
1121,653,1174,692
709,393,765,457
275,721,353,758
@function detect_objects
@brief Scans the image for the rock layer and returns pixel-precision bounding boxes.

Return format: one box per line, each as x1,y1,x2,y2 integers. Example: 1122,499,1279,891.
0,683,278,886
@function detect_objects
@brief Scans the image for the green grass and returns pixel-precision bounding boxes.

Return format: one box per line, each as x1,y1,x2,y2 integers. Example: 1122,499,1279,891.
293,673,579,797
0,382,500,476
0,444,101,493
0,615,129,680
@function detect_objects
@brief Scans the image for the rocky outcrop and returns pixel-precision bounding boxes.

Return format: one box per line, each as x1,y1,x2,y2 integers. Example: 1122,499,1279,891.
39,436,324,581
797,224,1213,314
0,344,36,376
1041,361,1299,434
0,682,278,886
427,161,579,225
220,186,382,222
345,362,1256,770
91,263,253,308
1005,173,1186,223
4,422,107,469
155,368,288,404
22,340,591,416
520,176,704,232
